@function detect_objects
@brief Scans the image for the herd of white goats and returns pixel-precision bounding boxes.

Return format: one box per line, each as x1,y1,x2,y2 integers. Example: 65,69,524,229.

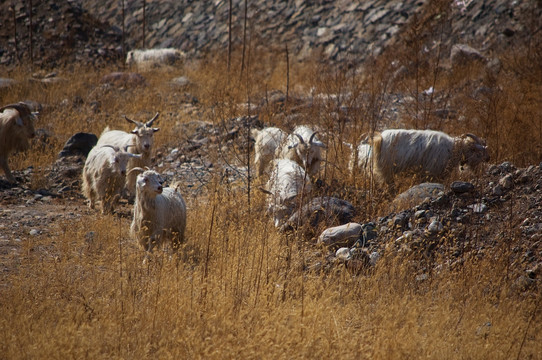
0,92,490,255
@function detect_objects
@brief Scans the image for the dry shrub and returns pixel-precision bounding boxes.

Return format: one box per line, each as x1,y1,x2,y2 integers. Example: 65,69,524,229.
1,203,540,358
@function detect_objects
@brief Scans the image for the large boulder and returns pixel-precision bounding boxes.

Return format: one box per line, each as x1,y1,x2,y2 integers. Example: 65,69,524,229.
58,132,98,158
392,183,445,211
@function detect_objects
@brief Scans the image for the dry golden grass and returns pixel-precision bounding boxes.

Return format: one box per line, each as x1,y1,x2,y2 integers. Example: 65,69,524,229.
1,205,540,359
1,29,541,359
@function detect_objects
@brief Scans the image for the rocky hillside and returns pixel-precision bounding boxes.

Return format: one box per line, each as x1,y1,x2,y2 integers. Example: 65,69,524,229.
0,0,540,67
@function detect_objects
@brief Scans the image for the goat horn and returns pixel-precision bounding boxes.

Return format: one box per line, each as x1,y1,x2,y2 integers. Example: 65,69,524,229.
309,132,319,144
146,112,160,127
0,102,32,117
464,133,483,144
258,187,273,196
100,144,119,151
294,133,305,144
123,115,143,127
127,167,146,176
123,144,135,152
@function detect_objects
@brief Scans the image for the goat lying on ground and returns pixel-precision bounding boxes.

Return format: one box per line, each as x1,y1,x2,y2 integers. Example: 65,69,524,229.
264,158,312,227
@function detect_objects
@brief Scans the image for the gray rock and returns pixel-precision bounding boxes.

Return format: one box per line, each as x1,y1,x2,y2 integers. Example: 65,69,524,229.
317,222,362,248
468,203,488,213
451,181,475,194
170,76,191,87
391,211,411,230
426,218,443,235
280,196,356,233
0,78,16,88
492,185,504,196
499,174,514,189
58,132,98,158
335,247,352,262
392,183,445,211
450,44,487,68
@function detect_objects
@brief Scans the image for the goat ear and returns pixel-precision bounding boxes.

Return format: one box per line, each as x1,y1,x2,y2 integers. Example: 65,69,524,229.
131,129,138,134
314,142,326,149
127,167,145,176
15,116,24,127
258,187,273,195
152,127,160,133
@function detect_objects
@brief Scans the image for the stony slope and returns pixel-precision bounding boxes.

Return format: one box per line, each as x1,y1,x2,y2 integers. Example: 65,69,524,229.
1,0,540,67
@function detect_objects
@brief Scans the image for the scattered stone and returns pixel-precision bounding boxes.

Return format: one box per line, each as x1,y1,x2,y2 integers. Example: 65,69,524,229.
335,247,352,262
492,185,504,196
499,174,514,189
468,203,488,214
170,76,190,87
426,218,443,235
0,78,16,88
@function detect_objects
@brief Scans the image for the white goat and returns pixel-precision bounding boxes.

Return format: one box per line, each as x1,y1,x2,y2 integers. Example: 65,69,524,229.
0,102,38,183
130,169,187,253
96,113,160,195
371,129,490,185
251,127,287,178
264,158,312,227
276,125,325,178
81,145,141,214
126,48,185,69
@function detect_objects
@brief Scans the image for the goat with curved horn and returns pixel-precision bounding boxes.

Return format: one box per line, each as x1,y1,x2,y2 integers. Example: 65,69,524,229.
96,113,161,196
275,125,326,178
368,129,490,187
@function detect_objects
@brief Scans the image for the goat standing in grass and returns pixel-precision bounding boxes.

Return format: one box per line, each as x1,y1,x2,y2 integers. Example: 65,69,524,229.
130,169,187,254
264,158,312,227
370,129,489,185
251,127,287,178
0,102,38,183
81,145,141,214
